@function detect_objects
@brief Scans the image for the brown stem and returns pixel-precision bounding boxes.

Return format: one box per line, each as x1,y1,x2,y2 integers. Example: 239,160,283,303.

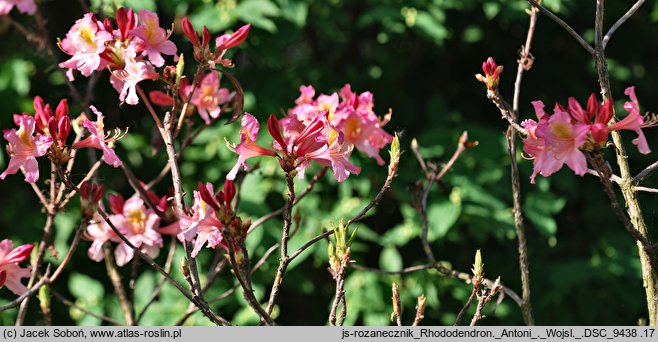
506,4,538,326
328,263,347,326
602,0,645,49
48,221,86,282
0,274,50,314
16,164,57,325
136,86,164,130
156,104,205,303
632,160,658,186
135,236,179,323
249,167,327,234
103,243,135,326
593,0,658,325
263,172,296,317
55,166,231,326
59,159,103,208
50,288,121,325
454,285,478,326
225,234,276,325
525,0,595,56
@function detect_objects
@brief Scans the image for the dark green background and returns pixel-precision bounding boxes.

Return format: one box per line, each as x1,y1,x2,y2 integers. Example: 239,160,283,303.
1,0,658,325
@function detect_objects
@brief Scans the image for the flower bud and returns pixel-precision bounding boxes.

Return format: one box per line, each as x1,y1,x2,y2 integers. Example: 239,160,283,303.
181,17,200,47
58,116,71,146
202,26,211,49
215,24,250,51
55,99,69,121
223,179,236,209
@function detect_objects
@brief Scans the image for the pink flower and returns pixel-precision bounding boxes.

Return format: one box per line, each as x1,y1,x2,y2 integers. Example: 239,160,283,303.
0,115,53,183
109,44,159,105
130,9,177,67
608,86,651,154
72,106,122,167
288,84,393,165
85,214,118,262
0,240,33,296
190,71,233,124
227,113,276,180
295,85,315,105
59,13,112,81
212,24,251,67
304,128,361,182
215,24,250,51
335,110,392,165
177,182,230,257
109,195,162,266
524,101,590,182
0,0,36,16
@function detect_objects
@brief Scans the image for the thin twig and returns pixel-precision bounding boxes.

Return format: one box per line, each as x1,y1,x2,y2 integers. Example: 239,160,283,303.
224,233,276,325
50,288,121,325
454,286,477,326
507,3,537,325
249,168,327,234
49,221,86,282
263,173,296,317
138,238,185,324
593,0,658,324
59,159,103,208
349,262,523,308
525,0,596,56
55,166,230,326
0,275,50,314
602,0,645,49
103,243,135,326
632,160,658,186
16,164,57,325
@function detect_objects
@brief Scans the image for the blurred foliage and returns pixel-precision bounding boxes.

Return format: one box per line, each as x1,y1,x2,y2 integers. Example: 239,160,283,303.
1,0,658,326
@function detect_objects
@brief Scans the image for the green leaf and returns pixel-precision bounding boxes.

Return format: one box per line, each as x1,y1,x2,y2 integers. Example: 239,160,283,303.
123,0,156,12
524,192,566,238
69,273,104,300
379,246,403,272
427,199,461,242
277,0,308,27
413,11,448,45
234,0,281,33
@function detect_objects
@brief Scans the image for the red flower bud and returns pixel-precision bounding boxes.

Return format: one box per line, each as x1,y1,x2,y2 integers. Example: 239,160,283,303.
55,99,68,121
103,18,113,32
58,116,71,146
223,180,236,209
116,8,136,41
109,193,125,215
216,24,250,51
48,117,58,144
202,26,211,48
198,182,220,211
149,90,174,106
267,114,287,151
181,17,200,47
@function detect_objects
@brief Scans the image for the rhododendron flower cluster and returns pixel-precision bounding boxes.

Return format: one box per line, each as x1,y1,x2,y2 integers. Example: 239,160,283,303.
226,84,393,182
149,70,234,125
0,0,35,16
85,189,173,266
72,106,122,167
0,240,33,295
0,96,74,183
522,87,653,183
58,8,173,105
177,180,249,257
